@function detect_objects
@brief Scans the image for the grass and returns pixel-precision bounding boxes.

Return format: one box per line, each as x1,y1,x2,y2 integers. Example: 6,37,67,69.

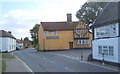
0,61,6,73
0,53,16,73
1,54,16,59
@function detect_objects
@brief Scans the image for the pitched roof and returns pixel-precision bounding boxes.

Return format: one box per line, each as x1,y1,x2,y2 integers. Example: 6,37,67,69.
16,39,23,43
91,2,119,28
41,22,79,31
0,30,16,39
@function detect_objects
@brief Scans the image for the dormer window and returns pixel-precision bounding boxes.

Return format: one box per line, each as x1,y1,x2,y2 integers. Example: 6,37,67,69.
44,32,48,36
52,31,57,36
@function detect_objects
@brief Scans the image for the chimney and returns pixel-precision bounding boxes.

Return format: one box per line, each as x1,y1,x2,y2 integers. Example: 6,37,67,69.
67,13,72,23
8,31,11,34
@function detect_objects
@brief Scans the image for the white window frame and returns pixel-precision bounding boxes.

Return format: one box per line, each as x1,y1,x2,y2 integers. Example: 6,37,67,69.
44,32,48,36
78,40,89,44
52,31,57,36
78,40,82,44
76,29,82,34
98,46,102,55
98,46,114,57
95,23,118,38
103,46,108,56
109,46,114,56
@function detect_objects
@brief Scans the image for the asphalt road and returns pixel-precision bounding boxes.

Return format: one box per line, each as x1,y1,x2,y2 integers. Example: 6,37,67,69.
13,48,118,72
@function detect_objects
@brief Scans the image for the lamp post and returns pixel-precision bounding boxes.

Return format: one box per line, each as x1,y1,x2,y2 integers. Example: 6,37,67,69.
102,53,105,65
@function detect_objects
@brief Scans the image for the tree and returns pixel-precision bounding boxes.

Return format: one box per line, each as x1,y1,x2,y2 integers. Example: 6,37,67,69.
24,37,30,41
76,2,108,27
30,24,40,46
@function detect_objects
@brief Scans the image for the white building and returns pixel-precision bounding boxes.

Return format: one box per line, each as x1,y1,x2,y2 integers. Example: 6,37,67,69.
16,39,23,50
91,2,120,63
0,30,16,52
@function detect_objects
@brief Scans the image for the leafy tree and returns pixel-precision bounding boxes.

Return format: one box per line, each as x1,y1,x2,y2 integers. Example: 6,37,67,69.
76,2,108,27
24,37,30,41
30,24,40,46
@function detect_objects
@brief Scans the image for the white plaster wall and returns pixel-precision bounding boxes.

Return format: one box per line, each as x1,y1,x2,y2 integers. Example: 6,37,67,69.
8,38,16,52
1,37,9,52
0,38,2,51
92,37,119,63
0,37,16,52
118,37,120,63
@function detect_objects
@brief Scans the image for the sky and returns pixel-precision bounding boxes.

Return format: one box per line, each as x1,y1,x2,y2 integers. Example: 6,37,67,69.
0,0,87,40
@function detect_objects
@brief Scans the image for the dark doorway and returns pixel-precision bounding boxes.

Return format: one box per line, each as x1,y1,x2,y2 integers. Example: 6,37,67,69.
69,42,73,49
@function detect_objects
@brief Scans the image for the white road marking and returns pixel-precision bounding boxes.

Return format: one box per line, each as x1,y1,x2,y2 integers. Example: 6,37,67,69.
64,67,74,72
15,55,35,73
46,53,119,72
79,60,119,72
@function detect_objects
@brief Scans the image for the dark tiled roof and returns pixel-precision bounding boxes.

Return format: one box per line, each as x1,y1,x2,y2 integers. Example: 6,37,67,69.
91,2,119,28
41,22,79,31
0,30,16,39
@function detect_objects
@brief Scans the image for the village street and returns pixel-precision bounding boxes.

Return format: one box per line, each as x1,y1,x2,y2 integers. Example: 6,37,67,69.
12,48,118,72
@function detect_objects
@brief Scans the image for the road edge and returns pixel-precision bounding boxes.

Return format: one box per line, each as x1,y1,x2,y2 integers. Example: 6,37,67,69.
15,55,34,73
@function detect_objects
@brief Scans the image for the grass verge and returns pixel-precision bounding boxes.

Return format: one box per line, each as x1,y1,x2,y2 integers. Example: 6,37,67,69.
0,61,6,73
0,53,16,73
1,54,16,59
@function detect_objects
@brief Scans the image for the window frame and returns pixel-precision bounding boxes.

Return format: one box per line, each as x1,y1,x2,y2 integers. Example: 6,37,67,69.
76,29,82,34
44,32,48,36
78,40,89,44
52,31,57,36
95,23,118,38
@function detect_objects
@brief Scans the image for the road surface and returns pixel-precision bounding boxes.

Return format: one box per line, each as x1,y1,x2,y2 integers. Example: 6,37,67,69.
13,48,118,72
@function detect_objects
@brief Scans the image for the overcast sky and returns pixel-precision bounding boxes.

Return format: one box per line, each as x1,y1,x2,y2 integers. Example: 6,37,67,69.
0,0,87,40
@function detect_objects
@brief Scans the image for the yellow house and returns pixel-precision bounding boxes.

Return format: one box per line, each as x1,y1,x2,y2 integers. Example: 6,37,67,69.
38,14,92,51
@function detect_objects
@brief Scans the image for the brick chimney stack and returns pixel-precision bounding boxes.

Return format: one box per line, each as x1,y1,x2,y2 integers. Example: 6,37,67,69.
67,13,72,23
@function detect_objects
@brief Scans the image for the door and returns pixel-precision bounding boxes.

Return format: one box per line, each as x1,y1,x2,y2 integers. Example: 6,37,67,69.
69,42,73,49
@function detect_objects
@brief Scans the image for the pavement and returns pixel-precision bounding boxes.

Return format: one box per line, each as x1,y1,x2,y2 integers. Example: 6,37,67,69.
1,55,33,72
5,59,32,72
12,48,119,72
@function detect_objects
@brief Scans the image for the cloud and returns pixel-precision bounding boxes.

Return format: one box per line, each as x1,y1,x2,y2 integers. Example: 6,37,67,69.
0,0,87,40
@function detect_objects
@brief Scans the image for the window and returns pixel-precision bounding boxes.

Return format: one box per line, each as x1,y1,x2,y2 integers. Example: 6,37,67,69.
98,46,114,56
78,40,89,44
109,46,114,56
103,46,108,55
98,46,102,54
84,40,88,44
76,29,82,34
12,45,13,49
95,23,118,38
78,40,82,44
44,32,48,36
10,45,11,50
52,31,57,35
82,40,85,44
